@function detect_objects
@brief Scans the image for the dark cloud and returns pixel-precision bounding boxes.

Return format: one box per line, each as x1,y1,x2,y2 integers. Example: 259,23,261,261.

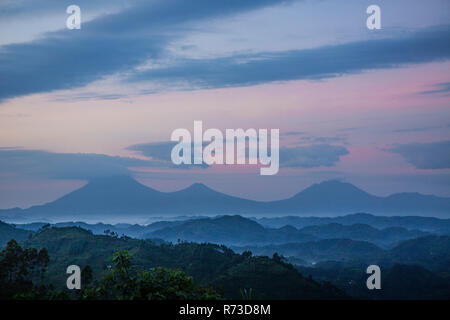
129,26,450,89
0,0,126,16
280,144,349,168
387,141,450,169
1,3,449,102
418,82,450,96
0,28,165,101
0,148,171,180
0,0,293,102
0,141,349,181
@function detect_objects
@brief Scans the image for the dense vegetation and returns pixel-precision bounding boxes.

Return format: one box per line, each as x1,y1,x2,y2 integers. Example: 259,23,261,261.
0,226,345,300
1,215,449,300
298,262,450,300
0,239,218,300
0,221,32,247
0,239,49,299
233,235,450,270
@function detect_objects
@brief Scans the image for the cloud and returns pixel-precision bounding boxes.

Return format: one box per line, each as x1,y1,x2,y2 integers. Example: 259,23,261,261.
392,123,450,133
0,0,293,102
279,144,349,168
418,82,450,96
0,142,348,181
281,131,306,136
387,141,450,169
128,141,209,168
130,141,349,169
128,141,179,162
0,0,124,15
0,148,172,180
297,135,347,144
129,26,450,89
337,127,359,132
1,1,449,103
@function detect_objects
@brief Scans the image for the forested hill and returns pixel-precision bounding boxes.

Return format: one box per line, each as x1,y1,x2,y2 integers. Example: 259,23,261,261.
22,226,345,300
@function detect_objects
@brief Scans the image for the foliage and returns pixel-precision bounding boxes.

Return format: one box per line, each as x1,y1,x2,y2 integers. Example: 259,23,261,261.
81,250,220,300
0,221,32,247
19,227,346,299
81,265,93,286
0,239,49,299
239,288,254,300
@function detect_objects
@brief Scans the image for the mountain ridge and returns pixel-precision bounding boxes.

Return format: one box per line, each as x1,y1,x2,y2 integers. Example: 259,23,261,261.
1,176,449,221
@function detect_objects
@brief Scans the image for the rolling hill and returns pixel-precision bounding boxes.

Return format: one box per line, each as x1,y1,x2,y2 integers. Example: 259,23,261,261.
297,223,428,247
146,215,317,245
297,263,450,300
145,215,430,247
233,239,386,264
233,235,450,271
0,221,31,246
22,226,346,299
13,214,440,248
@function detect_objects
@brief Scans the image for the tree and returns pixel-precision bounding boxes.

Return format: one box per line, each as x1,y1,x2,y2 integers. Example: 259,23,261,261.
81,265,93,286
82,250,221,300
0,240,49,299
239,288,254,300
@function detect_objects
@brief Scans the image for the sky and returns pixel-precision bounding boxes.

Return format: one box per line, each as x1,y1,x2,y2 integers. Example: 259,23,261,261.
0,0,449,209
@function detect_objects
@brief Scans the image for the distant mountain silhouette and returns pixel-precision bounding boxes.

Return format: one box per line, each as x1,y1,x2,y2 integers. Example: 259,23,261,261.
269,180,450,215
1,176,449,221
257,213,450,233
166,182,260,213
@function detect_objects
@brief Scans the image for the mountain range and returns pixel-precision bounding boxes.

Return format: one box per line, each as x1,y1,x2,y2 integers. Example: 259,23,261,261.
145,215,431,247
1,176,449,222
9,214,447,249
257,213,450,234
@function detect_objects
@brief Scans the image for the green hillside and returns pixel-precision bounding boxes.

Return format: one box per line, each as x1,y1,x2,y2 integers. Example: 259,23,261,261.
0,221,32,247
22,226,345,300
